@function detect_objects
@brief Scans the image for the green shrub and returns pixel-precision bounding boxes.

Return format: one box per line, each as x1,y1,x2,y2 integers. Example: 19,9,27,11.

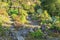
0,25,8,36
9,9,18,15
30,29,44,38
50,16,60,31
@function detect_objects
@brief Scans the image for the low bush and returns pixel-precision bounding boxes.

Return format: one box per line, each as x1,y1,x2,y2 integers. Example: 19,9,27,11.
30,29,44,38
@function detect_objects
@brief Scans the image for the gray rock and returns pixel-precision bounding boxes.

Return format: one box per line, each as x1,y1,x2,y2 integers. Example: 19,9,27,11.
0,37,3,40
20,29,29,37
17,36,24,40
29,28,34,32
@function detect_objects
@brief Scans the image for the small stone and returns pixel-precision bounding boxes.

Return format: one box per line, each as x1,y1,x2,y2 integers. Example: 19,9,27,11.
17,36,24,40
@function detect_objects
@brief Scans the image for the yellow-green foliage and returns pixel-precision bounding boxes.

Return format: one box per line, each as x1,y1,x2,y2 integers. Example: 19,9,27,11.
0,2,9,9
0,9,12,27
19,9,28,24
0,0,59,30
11,9,28,24
22,4,31,10
54,16,60,27
12,2,19,7
19,9,28,16
40,10,52,24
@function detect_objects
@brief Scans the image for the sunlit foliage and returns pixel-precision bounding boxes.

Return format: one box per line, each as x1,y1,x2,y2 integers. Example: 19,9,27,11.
0,0,60,33
0,9,12,27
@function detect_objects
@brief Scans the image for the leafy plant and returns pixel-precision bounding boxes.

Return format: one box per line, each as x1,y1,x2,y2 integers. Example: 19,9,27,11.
30,29,44,38
11,9,28,26
0,9,12,27
22,4,30,10
0,24,8,36
9,8,18,15
50,16,60,31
